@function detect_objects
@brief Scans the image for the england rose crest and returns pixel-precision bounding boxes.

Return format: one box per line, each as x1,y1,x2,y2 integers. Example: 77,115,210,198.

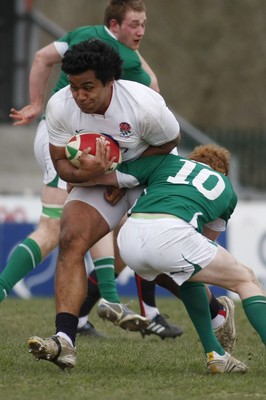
119,122,132,137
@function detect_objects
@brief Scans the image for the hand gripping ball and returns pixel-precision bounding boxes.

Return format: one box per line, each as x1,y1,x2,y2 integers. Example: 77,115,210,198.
65,132,122,173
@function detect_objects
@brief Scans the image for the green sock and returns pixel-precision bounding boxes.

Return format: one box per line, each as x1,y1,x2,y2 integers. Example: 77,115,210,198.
180,281,225,355
93,257,120,303
242,295,266,345
0,238,42,302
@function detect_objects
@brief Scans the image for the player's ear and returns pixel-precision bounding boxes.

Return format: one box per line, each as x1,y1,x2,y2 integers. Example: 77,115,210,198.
109,19,119,33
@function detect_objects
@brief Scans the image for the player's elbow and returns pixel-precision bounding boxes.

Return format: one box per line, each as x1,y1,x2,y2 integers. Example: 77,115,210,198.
34,49,47,66
149,79,160,93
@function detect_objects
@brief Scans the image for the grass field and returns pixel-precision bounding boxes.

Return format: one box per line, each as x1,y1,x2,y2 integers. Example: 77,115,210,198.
1,296,266,400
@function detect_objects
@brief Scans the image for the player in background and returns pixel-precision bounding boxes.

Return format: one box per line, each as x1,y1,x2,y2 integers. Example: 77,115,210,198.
6,0,183,339
70,142,264,374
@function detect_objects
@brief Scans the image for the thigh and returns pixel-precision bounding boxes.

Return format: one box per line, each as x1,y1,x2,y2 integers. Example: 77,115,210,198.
189,245,252,289
66,186,129,230
41,184,67,206
61,200,110,250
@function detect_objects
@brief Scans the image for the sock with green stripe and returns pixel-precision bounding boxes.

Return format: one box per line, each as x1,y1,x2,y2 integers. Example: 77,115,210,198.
0,237,42,302
93,257,120,303
180,281,225,355
242,295,266,345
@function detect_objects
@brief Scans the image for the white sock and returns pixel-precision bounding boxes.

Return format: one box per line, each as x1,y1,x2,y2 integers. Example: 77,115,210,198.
212,314,226,330
56,332,74,347
78,316,88,329
142,303,159,320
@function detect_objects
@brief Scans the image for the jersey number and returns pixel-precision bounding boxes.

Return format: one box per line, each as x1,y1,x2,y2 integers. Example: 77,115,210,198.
167,159,225,200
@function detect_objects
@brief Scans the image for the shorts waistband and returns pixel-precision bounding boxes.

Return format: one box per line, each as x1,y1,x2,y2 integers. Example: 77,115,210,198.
130,213,179,220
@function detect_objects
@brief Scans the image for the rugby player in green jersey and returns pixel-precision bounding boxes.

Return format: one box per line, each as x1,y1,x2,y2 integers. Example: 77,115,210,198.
87,142,266,373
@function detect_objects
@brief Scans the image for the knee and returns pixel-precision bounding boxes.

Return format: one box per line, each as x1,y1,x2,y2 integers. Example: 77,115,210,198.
243,265,260,285
59,224,88,255
241,265,257,282
30,217,60,254
232,264,260,292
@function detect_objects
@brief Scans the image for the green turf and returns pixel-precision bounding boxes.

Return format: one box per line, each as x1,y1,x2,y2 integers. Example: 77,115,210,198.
1,297,266,400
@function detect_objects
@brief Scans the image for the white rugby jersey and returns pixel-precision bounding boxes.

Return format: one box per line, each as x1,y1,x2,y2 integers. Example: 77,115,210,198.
46,79,180,162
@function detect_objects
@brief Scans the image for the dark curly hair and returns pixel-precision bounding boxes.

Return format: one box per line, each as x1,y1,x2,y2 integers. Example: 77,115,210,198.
61,39,123,85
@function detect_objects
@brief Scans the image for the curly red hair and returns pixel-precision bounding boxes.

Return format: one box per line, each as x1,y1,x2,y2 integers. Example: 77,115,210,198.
188,144,230,176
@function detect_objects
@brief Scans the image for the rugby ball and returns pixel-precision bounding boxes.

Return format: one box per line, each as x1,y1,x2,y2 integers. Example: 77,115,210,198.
65,132,121,173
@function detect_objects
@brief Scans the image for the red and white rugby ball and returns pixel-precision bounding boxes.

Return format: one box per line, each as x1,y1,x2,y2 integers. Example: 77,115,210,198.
65,132,121,173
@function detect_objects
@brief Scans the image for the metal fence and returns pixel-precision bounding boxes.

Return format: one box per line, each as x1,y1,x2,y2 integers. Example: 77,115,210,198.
204,130,266,195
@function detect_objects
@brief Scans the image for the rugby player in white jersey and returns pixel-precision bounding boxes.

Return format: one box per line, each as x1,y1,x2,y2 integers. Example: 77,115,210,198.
27,38,181,369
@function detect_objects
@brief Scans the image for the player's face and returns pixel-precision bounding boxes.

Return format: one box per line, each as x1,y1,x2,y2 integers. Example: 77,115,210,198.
69,70,113,115
113,10,146,50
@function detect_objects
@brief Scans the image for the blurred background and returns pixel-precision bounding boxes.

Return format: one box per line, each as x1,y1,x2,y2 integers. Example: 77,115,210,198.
1,0,266,298
1,0,266,194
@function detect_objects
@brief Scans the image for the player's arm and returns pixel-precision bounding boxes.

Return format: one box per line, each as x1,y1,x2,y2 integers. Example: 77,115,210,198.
69,173,119,187
140,136,181,158
137,51,160,92
10,43,62,126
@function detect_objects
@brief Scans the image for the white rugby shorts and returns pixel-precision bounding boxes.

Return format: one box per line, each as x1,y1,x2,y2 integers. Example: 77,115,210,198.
65,185,144,230
34,119,67,190
117,216,218,285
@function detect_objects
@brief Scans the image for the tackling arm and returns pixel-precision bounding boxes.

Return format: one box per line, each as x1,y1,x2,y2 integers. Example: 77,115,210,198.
140,136,181,158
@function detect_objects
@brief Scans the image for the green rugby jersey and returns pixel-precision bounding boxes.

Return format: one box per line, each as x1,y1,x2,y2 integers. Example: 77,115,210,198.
117,154,237,233
53,25,151,93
